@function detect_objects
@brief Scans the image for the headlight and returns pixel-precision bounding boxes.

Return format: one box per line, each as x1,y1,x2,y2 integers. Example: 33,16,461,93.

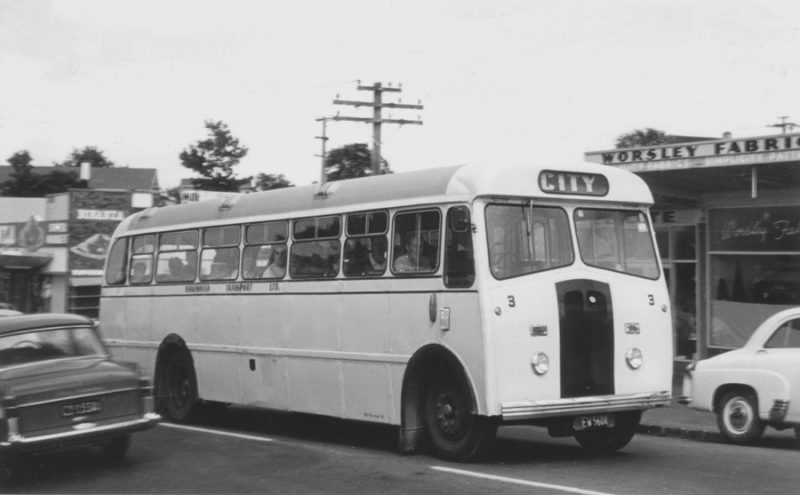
530,352,550,375
625,347,643,369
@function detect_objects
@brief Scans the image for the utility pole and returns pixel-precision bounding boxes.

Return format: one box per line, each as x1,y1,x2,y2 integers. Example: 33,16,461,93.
330,82,423,175
770,115,798,134
315,117,330,183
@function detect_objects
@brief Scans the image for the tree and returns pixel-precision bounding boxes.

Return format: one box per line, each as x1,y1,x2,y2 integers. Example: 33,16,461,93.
179,120,250,192
615,128,669,149
1,150,86,197
55,146,115,168
253,173,293,191
323,143,391,182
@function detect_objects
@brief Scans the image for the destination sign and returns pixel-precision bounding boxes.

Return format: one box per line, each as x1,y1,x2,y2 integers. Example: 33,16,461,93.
538,170,609,196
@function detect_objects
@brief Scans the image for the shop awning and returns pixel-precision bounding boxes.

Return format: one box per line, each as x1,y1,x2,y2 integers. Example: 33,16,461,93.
0,250,52,269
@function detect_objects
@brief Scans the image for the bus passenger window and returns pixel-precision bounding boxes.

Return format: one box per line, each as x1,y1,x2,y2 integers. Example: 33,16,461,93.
105,238,128,286
129,255,153,284
200,226,241,281
444,207,474,288
242,221,288,280
291,215,341,279
344,210,388,277
392,210,440,274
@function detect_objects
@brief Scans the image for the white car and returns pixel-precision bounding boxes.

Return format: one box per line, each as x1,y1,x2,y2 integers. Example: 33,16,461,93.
680,307,800,444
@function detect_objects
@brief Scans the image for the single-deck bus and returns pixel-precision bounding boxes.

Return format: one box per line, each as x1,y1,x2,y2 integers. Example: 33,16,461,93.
100,163,672,461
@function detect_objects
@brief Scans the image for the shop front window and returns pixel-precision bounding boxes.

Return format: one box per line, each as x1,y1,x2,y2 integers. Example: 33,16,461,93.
709,206,800,348
658,223,697,360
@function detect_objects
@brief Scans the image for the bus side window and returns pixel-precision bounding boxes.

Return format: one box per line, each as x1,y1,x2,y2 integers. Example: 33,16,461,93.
129,234,156,285
444,206,475,288
344,211,388,277
392,210,440,275
290,216,341,279
105,238,128,286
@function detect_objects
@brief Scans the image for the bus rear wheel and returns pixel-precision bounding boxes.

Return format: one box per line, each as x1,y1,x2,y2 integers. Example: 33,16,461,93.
162,350,198,422
574,410,641,455
423,365,497,462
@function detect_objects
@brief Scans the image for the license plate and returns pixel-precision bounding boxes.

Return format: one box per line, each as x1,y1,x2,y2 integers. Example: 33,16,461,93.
62,400,103,417
573,414,614,431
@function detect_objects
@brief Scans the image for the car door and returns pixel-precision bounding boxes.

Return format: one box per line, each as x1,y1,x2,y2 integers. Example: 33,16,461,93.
757,317,800,423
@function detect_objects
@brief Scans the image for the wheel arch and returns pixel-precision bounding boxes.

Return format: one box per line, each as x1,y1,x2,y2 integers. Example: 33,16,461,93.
712,383,757,413
397,343,479,453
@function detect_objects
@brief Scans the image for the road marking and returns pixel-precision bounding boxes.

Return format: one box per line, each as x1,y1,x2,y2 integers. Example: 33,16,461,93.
432,466,618,495
160,422,273,443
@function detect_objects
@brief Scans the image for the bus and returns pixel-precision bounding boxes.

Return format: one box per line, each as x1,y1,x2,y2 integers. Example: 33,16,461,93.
100,163,673,461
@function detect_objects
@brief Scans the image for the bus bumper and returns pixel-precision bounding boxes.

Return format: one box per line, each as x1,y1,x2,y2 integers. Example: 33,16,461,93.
500,391,671,421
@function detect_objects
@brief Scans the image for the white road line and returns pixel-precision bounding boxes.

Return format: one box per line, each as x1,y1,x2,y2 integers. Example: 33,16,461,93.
160,422,274,443
431,466,619,495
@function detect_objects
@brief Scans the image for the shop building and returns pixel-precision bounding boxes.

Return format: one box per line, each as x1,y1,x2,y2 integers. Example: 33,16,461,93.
0,167,159,317
586,131,800,367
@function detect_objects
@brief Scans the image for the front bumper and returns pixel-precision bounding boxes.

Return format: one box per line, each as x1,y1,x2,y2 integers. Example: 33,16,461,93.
501,391,671,421
0,413,160,454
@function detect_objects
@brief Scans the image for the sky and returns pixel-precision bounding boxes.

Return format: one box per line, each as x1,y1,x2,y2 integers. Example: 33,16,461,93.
1,0,799,189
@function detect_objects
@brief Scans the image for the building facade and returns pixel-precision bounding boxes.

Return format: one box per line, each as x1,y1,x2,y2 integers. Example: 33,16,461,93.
586,131,800,366
0,167,159,317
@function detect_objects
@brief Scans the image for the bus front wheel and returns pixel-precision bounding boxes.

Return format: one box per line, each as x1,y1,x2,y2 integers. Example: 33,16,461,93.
574,410,641,455
162,350,198,422
423,365,497,462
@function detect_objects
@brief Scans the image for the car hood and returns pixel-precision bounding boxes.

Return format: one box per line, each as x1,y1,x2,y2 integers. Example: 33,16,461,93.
0,356,138,404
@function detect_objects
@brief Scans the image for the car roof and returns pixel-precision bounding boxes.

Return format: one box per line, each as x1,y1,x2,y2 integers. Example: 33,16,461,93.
745,306,800,347
0,313,94,335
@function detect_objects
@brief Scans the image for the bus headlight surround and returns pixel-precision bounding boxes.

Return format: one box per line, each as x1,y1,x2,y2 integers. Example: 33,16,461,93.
625,347,643,369
531,352,550,375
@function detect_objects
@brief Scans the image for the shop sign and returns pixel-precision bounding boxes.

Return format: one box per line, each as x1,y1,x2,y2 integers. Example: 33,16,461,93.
0,218,65,250
69,191,131,274
709,206,800,252
585,132,800,172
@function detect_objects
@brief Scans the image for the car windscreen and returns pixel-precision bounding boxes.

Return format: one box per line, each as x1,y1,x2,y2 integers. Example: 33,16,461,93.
0,327,106,366
574,208,660,280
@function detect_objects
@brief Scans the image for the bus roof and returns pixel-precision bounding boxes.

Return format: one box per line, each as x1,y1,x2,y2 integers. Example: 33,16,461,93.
120,163,652,233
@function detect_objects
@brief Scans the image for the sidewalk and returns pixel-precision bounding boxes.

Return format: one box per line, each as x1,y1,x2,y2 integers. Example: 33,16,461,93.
637,380,797,443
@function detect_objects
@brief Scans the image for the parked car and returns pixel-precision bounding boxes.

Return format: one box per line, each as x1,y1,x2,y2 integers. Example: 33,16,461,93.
680,307,800,444
0,313,159,477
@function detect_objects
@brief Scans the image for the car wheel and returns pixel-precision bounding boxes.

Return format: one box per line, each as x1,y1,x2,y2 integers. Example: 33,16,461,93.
163,350,199,422
101,434,131,461
422,364,497,462
716,390,764,445
574,410,641,455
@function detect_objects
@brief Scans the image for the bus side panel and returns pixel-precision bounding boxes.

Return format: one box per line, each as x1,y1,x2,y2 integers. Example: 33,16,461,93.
438,291,488,415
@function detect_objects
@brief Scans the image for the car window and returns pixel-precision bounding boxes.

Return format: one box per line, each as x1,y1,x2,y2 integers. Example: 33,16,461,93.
764,318,800,348
0,326,105,366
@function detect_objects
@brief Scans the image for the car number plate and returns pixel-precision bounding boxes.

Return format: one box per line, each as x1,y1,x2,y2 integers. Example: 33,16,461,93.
62,400,103,417
573,414,614,431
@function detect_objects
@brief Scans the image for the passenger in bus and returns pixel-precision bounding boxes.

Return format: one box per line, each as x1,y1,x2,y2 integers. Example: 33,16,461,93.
131,260,149,283
168,257,193,280
368,237,387,272
393,232,432,273
262,245,287,278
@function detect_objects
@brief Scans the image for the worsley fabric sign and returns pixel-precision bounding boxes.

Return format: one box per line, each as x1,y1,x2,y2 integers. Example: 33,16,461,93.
585,132,800,172
709,206,800,252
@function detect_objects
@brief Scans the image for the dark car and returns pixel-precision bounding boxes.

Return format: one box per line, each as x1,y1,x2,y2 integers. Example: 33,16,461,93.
0,314,159,477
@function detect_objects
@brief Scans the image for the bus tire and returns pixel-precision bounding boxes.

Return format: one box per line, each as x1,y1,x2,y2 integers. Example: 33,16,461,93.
162,350,199,422
716,390,764,445
423,364,497,462
574,410,640,455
